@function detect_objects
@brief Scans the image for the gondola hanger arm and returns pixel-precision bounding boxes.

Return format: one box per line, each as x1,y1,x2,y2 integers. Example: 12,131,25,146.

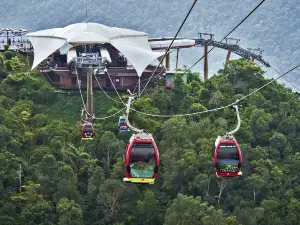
125,96,143,133
226,104,241,136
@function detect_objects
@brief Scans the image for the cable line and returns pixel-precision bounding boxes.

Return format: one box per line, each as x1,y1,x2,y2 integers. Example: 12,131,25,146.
76,68,125,120
94,67,165,105
181,0,266,76
105,68,127,105
236,63,299,103
75,67,94,118
270,66,300,92
93,71,123,104
93,107,126,120
130,63,299,118
139,0,199,97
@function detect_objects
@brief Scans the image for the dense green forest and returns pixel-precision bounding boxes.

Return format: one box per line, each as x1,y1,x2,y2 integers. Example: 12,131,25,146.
1,51,300,225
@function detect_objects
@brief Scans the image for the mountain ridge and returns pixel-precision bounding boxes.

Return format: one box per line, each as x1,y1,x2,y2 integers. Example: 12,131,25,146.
0,0,299,88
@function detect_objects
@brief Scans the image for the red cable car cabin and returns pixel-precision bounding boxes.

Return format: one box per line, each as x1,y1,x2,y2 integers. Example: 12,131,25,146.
123,133,160,184
213,136,242,177
82,123,94,141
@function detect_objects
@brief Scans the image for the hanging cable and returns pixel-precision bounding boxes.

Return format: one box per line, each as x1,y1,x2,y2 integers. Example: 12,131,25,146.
139,0,199,97
130,64,300,118
181,0,266,76
93,70,123,104
94,66,165,105
105,67,127,105
270,66,300,92
235,63,299,103
75,67,125,120
74,67,93,119
93,106,126,120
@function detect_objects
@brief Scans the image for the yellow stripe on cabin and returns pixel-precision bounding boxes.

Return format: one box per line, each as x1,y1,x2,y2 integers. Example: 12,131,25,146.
129,178,155,184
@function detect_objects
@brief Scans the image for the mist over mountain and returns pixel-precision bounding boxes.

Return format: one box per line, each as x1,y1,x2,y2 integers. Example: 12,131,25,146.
1,0,299,89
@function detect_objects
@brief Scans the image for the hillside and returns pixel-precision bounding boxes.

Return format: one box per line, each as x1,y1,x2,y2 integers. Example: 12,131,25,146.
0,0,299,87
1,51,300,224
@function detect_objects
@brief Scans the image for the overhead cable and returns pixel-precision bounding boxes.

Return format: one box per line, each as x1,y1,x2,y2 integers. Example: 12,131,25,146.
76,68,125,120
131,63,300,117
105,68,127,105
93,71,123,104
75,67,93,118
182,0,266,75
270,66,300,92
139,0,199,97
93,107,126,120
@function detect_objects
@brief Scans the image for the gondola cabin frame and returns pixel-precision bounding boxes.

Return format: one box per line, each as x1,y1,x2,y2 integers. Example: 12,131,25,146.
213,137,242,177
81,123,95,141
124,133,160,184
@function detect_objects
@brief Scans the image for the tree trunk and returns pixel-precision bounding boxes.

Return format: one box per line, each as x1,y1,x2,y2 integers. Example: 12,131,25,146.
107,149,110,174
206,177,210,196
215,178,229,204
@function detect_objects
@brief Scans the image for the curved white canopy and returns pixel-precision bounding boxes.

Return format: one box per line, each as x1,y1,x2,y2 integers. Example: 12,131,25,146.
26,22,164,77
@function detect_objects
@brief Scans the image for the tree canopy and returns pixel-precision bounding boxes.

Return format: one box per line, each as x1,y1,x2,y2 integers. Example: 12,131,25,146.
0,52,300,224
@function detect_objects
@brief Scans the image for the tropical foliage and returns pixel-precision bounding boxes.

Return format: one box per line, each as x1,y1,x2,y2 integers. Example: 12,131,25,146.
0,52,300,224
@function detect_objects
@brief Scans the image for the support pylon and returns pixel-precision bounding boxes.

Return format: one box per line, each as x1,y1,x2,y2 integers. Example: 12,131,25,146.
165,50,170,71
86,65,94,121
175,48,179,72
224,47,232,71
204,45,208,80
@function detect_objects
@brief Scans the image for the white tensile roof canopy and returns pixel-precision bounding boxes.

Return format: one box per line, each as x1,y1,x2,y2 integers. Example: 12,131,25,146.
26,22,164,77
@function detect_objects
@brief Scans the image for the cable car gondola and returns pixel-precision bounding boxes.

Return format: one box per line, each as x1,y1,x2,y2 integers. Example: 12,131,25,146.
118,116,129,132
213,104,242,177
82,122,94,140
213,136,242,177
123,133,160,184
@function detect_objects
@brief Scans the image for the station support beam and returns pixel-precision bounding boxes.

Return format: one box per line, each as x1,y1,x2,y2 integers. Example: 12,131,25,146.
204,45,208,81
175,48,179,72
165,50,170,71
224,47,232,70
86,65,94,121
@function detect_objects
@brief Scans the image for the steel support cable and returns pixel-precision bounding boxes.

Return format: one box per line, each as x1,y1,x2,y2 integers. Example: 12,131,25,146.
93,107,127,120
139,0,199,97
182,0,266,76
94,66,165,105
135,67,166,94
76,68,125,120
130,64,300,117
93,71,123,104
235,63,300,103
105,68,127,105
270,66,300,92
75,67,93,118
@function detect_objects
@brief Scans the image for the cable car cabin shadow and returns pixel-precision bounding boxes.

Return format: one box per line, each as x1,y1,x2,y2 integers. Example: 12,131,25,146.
82,123,95,141
123,135,160,184
213,138,242,177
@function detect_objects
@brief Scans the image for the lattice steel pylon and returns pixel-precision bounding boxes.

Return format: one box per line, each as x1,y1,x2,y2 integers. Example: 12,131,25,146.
194,35,270,76
198,32,214,80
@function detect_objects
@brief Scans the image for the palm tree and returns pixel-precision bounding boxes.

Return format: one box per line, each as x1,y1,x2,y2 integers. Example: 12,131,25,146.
60,143,92,174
